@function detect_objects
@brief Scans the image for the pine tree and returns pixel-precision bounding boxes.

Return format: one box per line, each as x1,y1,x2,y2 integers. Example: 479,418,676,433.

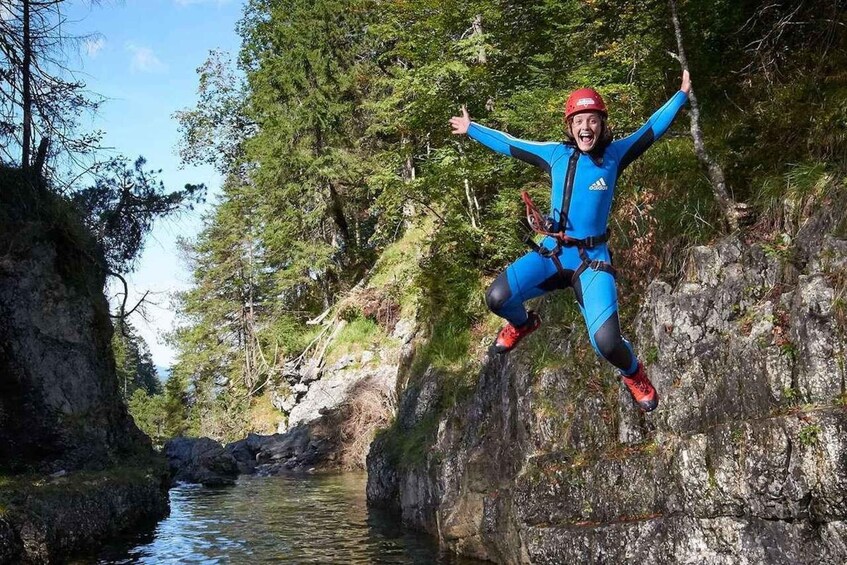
241,0,379,299
112,320,161,400
168,0,847,439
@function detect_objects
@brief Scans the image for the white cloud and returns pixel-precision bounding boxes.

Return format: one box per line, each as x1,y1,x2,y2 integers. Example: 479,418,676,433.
84,37,105,58
126,42,166,73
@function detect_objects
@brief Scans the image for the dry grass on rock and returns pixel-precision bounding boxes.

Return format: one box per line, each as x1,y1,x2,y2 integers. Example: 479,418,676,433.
314,377,396,471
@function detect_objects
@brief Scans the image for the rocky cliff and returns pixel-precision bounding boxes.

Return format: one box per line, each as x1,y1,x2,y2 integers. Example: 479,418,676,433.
367,212,847,563
0,169,169,563
164,294,415,483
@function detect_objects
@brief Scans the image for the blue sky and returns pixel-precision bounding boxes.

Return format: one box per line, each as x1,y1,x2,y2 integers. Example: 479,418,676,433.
64,0,245,368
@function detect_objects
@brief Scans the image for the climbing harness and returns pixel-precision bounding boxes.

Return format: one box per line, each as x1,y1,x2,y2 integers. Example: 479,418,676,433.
520,190,616,285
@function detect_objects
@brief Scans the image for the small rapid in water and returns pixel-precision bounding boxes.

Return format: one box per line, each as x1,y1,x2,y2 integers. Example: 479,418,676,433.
95,473,484,564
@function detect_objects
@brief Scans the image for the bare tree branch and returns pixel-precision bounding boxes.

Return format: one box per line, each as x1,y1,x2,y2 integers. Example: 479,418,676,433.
668,0,749,232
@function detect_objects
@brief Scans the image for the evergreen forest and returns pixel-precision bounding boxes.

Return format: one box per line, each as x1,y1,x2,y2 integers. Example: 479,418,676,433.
131,0,846,442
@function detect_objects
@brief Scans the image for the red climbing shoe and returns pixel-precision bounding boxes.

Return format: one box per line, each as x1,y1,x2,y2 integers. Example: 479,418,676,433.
494,311,541,354
621,362,658,412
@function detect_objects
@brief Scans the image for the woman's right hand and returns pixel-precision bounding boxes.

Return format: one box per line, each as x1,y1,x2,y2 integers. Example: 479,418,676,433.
449,105,471,135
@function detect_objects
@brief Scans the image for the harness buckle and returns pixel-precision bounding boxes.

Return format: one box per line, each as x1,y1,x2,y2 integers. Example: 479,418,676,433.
538,244,559,259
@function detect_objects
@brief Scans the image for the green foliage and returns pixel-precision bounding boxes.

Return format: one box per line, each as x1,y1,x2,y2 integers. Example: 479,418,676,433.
729,427,744,448
644,346,659,365
169,0,847,438
71,157,205,274
326,315,385,364
781,387,801,407
127,389,167,446
413,323,472,375
798,424,822,447
174,50,252,175
368,220,430,316
779,341,797,362
267,315,322,357
112,320,161,400
376,414,440,470
0,166,104,296
162,371,192,439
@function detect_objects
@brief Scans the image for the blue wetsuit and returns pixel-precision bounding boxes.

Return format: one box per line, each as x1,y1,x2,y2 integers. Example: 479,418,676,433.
468,90,688,375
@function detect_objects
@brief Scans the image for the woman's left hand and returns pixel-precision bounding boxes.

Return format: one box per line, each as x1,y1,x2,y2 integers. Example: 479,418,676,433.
681,69,691,95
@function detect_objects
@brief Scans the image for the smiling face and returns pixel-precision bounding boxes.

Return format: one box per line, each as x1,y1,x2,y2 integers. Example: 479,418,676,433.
569,111,604,152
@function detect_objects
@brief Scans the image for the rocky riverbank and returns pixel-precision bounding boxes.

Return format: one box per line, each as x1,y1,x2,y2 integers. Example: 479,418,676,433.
367,221,847,563
0,464,169,563
162,297,416,484
0,169,170,563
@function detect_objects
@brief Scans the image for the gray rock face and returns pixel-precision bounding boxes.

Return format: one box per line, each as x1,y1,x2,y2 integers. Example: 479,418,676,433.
0,519,17,564
252,425,336,474
368,234,847,564
164,437,239,486
0,176,169,564
175,320,406,480
0,470,169,564
286,355,396,431
224,432,265,474
0,185,151,473
218,427,338,476
162,427,339,481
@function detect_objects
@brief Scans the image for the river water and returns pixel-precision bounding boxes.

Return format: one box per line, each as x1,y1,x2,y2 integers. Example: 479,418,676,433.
95,473,486,564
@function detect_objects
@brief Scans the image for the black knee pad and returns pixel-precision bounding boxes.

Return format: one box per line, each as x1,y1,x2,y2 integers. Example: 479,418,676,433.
593,313,634,371
485,271,512,314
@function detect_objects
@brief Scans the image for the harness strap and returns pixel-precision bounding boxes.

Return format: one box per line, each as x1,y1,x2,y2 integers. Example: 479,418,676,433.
572,245,616,284
521,190,615,283
557,229,610,249
525,235,616,284
524,235,569,281
558,151,580,232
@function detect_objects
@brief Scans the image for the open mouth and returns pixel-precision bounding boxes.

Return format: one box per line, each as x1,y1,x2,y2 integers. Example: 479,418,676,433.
578,131,594,144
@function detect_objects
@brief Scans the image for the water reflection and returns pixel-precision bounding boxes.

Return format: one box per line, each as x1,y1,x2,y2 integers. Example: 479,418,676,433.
96,473,486,564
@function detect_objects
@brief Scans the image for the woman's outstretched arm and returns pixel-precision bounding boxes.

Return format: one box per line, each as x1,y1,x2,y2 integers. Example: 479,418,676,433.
611,70,691,173
450,105,560,172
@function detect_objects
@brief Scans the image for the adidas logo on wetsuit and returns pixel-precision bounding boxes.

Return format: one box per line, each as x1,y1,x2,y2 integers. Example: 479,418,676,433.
588,177,608,191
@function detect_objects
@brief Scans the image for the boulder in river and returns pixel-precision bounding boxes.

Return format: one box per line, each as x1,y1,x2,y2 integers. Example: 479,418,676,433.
164,437,239,486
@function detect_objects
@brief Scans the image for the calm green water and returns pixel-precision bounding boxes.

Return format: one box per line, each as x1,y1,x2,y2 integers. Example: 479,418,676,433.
95,473,486,564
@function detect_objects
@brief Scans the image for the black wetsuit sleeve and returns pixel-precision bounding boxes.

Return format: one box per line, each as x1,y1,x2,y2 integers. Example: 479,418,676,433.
467,122,559,173
610,90,689,173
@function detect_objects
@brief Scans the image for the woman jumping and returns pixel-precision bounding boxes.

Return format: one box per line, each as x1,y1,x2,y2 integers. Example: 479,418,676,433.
449,71,691,412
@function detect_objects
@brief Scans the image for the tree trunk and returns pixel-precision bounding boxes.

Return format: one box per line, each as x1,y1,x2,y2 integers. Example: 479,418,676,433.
402,135,416,218
668,0,747,231
464,178,480,229
311,110,349,248
472,15,487,64
22,0,32,170
34,137,49,175
327,181,350,244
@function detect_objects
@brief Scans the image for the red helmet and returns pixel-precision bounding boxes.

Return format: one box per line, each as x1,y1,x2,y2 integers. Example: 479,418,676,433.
565,88,607,120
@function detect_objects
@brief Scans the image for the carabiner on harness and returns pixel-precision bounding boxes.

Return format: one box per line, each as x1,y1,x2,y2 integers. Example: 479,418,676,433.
520,190,616,283
521,191,562,240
